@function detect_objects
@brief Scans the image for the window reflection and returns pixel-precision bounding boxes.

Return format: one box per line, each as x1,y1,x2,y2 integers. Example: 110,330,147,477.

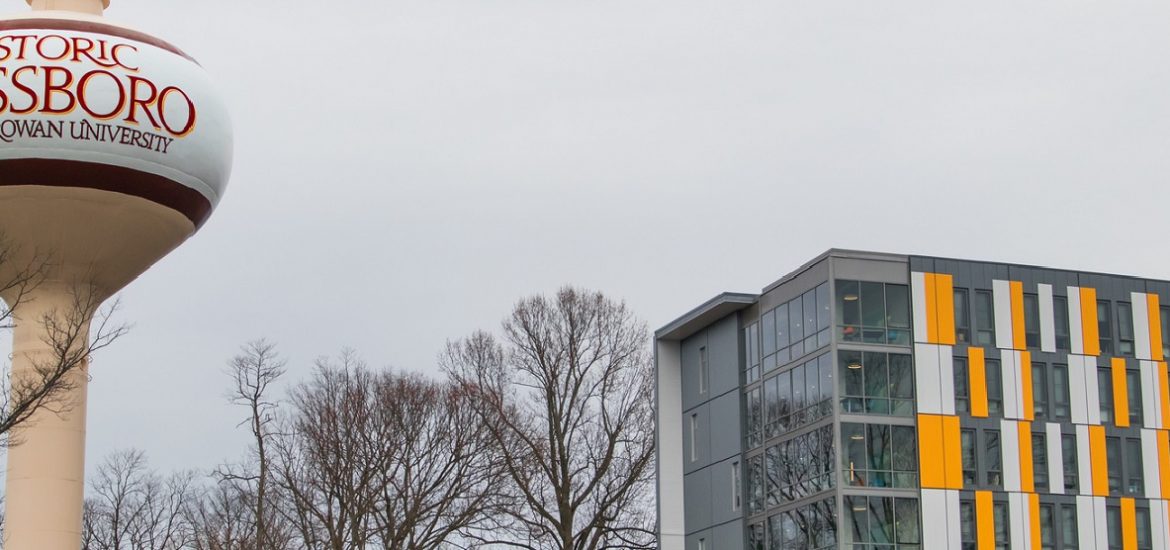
763,496,836,550
836,280,911,346
763,353,832,438
838,351,915,416
841,422,918,489
760,283,830,374
841,495,919,549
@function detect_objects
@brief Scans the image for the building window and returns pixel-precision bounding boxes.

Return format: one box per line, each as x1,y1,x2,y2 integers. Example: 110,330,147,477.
1024,293,1041,349
748,454,763,515
986,429,1003,489
839,351,914,417
1137,506,1152,550
1099,367,1114,424
1055,295,1072,351
766,424,835,505
1039,504,1054,550
1107,506,1122,550
986,359,1004,416
961,429,977,486
732,461,741,511
746,387,762,449
1162,305,1170,360
1106,437,1122,495
1119,302,1135,357
994,502,1010,550
842,496,919,549
763,283,831,370
1053,364,1071,420
766,353,832,439
770,496,837,550
699,346,709,394
1033,361,1048,419
1126,438,1144,496
960,501,976,550
954,357,970,413
841,422,918,489
690,413,699,462
1062,434,1078,492
748,522,764,550
836,280,911,346
1099,301,1114,356
955,288,971,344
1061,504,1079,550
1128,369,1143,427
975,290,995,346
697,538,706,550
1033,432,1049,492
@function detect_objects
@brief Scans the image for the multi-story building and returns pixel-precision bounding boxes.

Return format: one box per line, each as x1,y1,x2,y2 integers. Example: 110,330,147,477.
656,249,1170,550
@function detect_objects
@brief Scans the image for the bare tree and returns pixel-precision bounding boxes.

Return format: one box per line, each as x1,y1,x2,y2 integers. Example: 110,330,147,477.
185,481,259,550
272,352,506,550
216,339,288,550
82,449,197,550
443,287,657,550
1,232,129,445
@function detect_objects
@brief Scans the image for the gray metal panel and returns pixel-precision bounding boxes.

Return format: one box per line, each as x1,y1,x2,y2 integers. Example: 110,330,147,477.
713,520,744,549
709,392,742,464
832,256,910,284
682,403,710,476
708,314,741,398
709,456,739,525
681,331,706,413
683,468,712,535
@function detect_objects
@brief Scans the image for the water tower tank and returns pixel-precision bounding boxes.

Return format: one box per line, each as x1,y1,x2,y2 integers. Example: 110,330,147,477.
0,0,232,548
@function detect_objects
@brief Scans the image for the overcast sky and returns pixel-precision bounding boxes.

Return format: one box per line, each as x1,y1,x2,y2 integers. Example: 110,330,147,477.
4,0,1169,475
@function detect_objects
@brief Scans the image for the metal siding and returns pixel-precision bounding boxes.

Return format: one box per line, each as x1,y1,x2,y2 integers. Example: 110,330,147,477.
921,489,952,550
916,343,944,415
1070,288,1085,355
994,280,1014,350
1002,419,1021,492
1008,492,1027,550
1134,292,1152,361
1084,355,1103,426
1039,283,1057,353
1002,351,1021,420
1070,355,1089,425
1142,428,1161,499
1093,496,1109,550
1151,499,1170,550
939,346,956,416
1046,422,1065,495
1077,425,1094,494
913,271,930,344
946,489,962,550
1077,495,1096,550
1141,360,1160,429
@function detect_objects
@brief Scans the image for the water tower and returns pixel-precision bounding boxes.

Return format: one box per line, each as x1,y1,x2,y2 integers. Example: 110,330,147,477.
0,0,232,547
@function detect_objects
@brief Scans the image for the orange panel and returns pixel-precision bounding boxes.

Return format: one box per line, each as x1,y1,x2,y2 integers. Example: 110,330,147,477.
1020,351,1034,421
925,274,939,344
1029,493,1042,550
1113,357,1129,428
1121,497,1137,550
936,274,956,346
918,414,946,489
969,347,989,418
1150,294,1164,361
1018,421,1034,493
943,415,963,489
1082,287,1100,356
1160,361,1170,431
1089,425,1109,496
1011,281,1026,350
976,491,995,550
1159,431,1170,498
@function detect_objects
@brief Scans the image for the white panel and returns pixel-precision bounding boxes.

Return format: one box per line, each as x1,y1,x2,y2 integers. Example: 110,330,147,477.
915,343,943,415
1152,499,1170,550
1002,351,1021,420
945,490,961,550
1047,422,1065,495
1002,419,1021,492
912,272,930,344
1093,497,1108,550
1039,284,1057,353
656,341,686,549
1142,429,1161,499
1084,356,1102,426
1134,292,1152,361
939,346,956,416
921,489,951,550
1069,288,1084,355
994,280,1014,350
1008,493,1028,550
1069,355,1089,425
1077,496,1096,550
1142,360,1160,429
1077,425,1093,494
